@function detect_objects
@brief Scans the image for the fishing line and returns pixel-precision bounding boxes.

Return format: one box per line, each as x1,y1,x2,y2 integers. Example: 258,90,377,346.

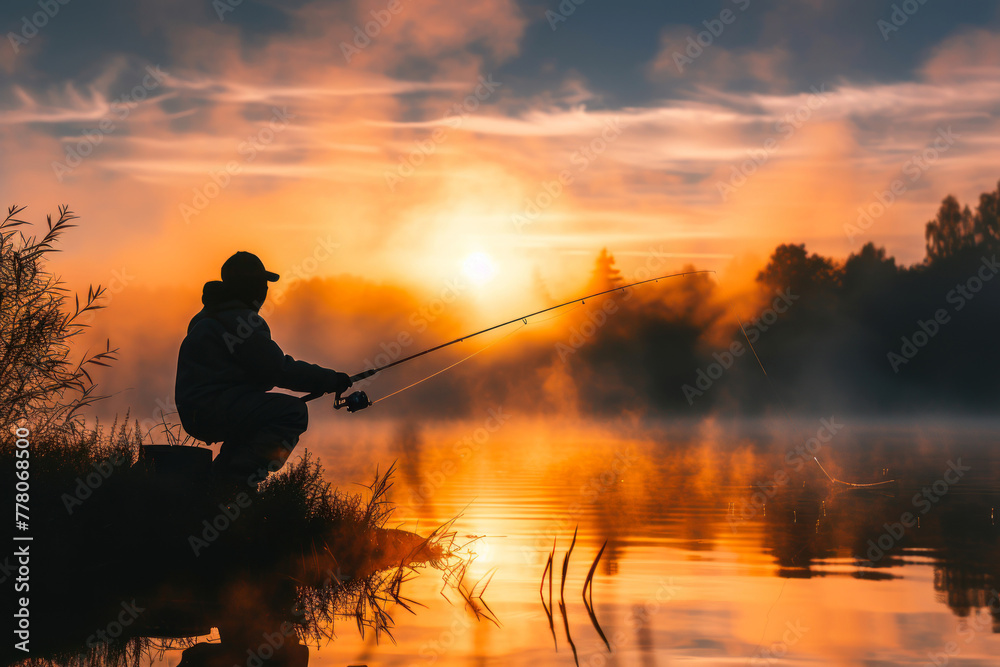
735,303,893,658
811,455,896,489
372,323,527,405
375,293,611,405
738,310,884,488
348,269,716,383
306,269,717,411
374,300,587,405
736,315,793,420
738,308,795,656
735,313,891,488
528,301,587,325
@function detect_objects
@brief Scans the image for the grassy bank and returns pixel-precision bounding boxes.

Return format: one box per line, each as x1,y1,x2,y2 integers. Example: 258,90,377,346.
3,418,456,667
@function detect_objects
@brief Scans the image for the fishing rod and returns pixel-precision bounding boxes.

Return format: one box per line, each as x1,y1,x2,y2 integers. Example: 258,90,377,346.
304,269,716,411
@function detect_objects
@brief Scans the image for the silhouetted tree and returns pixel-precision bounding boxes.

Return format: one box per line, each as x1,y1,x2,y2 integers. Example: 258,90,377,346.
757,243,839,294
842,243,899,296
925,195,975,262
972,180,1000,249
588,247,623,292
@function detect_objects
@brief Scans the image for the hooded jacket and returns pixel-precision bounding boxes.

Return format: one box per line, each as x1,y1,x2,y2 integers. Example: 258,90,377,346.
175,281,338,411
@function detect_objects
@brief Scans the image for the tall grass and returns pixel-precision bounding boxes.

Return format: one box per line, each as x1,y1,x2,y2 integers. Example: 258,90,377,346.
0,205,116,436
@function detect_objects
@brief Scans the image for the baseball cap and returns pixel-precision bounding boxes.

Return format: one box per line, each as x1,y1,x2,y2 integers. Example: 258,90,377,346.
221,251,280,283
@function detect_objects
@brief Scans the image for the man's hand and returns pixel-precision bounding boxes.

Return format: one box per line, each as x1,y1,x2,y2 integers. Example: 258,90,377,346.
327,371,353,394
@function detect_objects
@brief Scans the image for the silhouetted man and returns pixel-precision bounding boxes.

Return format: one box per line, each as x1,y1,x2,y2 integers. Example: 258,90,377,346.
175,251,351,490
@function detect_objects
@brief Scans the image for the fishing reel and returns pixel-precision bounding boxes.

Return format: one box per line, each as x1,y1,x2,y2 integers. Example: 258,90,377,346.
334,390,372,413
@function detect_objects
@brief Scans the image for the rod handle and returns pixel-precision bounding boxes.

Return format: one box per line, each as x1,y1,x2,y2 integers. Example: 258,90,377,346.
301,368,379,403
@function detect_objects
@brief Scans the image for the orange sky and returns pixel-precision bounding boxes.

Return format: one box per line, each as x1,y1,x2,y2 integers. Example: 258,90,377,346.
3,0,1000,424
3,5,999,295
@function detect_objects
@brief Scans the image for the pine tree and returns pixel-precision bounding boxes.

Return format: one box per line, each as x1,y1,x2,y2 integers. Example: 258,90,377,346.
588,247,623,292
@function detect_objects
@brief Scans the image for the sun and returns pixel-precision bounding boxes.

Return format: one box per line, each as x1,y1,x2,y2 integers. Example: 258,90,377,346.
462,252,497,285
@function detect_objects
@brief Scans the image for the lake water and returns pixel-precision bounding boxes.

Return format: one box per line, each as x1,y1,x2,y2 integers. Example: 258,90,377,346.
148,416,1000,666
